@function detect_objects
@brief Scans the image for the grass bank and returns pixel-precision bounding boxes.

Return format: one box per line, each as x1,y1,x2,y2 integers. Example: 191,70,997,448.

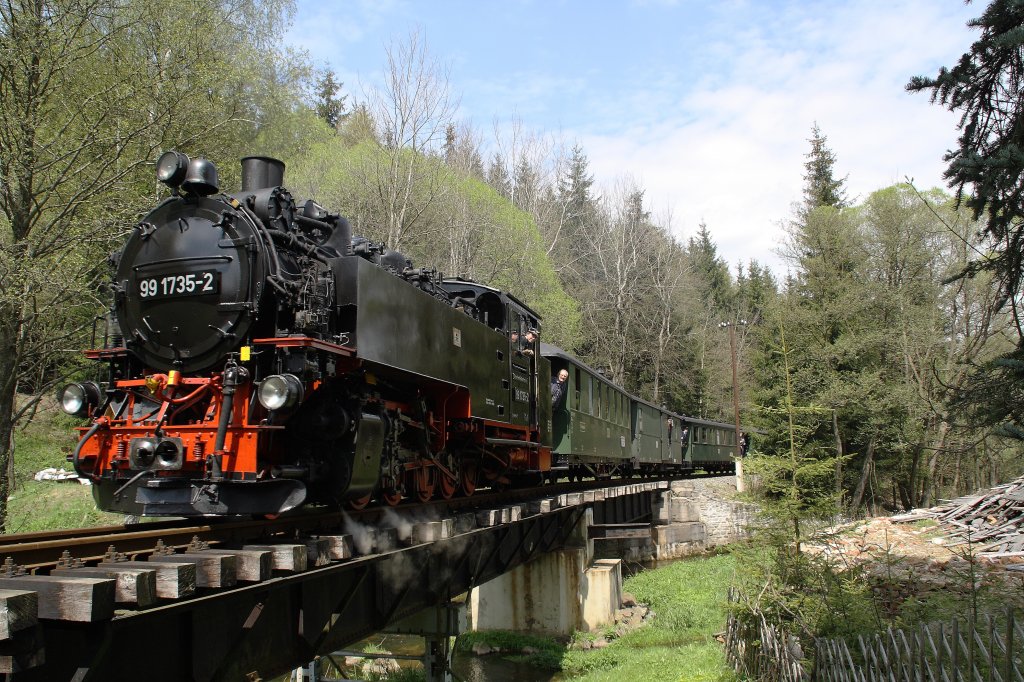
6,403,121,533
561,553,738,681
459,552,739,681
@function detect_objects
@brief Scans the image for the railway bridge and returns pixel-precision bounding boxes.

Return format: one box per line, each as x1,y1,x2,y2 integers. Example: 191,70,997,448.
0,477,750,681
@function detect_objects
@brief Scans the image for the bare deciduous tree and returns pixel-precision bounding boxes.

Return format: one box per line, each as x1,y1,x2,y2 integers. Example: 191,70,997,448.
363,29,458,250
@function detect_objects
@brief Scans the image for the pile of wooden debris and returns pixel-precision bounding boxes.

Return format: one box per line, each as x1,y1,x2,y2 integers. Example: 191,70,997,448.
892,476,1024,559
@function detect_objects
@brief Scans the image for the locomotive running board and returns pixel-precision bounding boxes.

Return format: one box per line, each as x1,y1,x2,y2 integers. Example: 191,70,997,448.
92,478,307,517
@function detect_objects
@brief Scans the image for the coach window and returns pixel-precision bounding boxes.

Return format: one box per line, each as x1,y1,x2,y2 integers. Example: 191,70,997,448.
574,368,581,410
588,377,594,415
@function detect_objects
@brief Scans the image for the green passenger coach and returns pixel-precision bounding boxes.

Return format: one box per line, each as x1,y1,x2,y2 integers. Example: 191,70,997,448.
541,343,738,479
542,344,631,479
680,416,738,473
631,398,688,475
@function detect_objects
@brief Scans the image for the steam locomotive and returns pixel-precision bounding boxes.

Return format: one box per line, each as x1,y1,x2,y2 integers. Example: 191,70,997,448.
61,152,738,517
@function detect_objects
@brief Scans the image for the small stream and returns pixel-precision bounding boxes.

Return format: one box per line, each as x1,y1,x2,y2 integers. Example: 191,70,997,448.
340,633,564,681
451,652,563,681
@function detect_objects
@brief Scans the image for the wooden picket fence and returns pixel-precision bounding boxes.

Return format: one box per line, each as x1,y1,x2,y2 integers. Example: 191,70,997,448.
814,610,1024,682
724,588,809,681
724,589,1024,682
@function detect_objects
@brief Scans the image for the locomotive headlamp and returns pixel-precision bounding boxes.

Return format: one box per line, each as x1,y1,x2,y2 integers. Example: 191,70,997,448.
156,150,190,188
258,374,304,411
58,381,101,418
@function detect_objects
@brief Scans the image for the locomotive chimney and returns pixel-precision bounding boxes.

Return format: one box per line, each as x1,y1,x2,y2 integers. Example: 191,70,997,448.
240,156,285,191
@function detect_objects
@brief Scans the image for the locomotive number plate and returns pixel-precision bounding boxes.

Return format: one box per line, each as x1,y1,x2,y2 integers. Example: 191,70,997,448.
138,271,220,299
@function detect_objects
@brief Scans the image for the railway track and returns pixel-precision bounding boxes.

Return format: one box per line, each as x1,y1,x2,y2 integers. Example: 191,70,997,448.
0,473,721,569
0,474,728,678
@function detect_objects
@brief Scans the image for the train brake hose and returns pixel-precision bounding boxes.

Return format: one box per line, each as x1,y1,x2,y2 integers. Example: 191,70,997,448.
72,420,104,482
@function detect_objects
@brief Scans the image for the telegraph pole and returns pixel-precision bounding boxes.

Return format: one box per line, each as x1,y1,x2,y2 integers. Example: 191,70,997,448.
720,320,746,492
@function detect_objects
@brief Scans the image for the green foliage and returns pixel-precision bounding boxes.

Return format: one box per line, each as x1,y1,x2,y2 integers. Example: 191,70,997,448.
802,123,848,213
7,482,122,534
561,553,739,682
766,167,1022,513
284,137,582,349
954,347,1024,441
749,309,843,545
371,669,424,682
313,68,348,130
731,540,882,652
6,403,123,533
688,224,734,312
0,0,316,530
908,0,1024,440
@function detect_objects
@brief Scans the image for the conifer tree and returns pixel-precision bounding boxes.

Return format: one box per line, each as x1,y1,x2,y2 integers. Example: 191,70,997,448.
772,125,860,509
802,123,847,215
557,144,597,239
486,152,512,199
687,223,733,311
550,144,599,290
908,0,1024,439
313,69,347,130
512,156,540,213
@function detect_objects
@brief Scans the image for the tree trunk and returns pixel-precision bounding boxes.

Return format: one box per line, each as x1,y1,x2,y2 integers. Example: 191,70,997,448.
906,447,922,509
986,437,998,486
953,449,961,494
0,313,20,534
896,481,913,511
849,439,874,515
920,422,948,508
832,410,844,505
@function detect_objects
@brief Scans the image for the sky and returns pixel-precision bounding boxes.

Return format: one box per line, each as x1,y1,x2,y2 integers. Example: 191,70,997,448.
285,0,980,276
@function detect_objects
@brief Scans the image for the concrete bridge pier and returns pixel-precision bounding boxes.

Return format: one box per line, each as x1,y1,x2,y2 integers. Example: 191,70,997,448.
468,508,624,636
292,603,467,682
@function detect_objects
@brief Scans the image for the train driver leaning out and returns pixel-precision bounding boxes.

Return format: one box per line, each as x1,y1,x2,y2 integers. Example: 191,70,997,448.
521,328,538,356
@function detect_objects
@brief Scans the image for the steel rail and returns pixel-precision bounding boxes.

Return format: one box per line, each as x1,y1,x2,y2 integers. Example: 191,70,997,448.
0,472,726,569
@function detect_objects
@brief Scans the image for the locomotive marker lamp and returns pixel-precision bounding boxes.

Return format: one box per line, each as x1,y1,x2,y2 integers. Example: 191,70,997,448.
156,150,190,188
58,381,101,418
180,157,220,196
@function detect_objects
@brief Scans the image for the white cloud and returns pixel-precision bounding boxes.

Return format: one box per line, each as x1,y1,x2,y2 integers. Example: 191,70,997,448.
569,0,976,275
287,0,978,277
